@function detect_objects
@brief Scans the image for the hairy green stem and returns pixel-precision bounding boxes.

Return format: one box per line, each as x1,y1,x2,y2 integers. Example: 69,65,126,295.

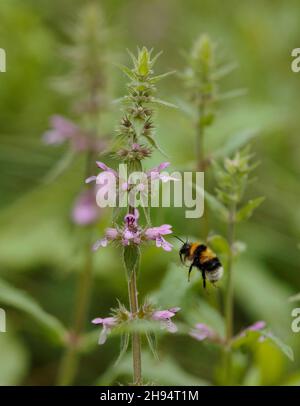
223,202,236,384
196,105,209,239
57,234,94,385
128,270,142,385
57,152,95,386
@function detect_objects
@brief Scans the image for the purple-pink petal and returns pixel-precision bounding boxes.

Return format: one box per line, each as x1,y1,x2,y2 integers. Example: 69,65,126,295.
105,228,119,240
85,175,97,184
93,238,108,251
71,189,100,226
96,161,118,176
152,310,175,320
145,225,172,239
247,321,266,332
91,316,116,328
190,323,217,342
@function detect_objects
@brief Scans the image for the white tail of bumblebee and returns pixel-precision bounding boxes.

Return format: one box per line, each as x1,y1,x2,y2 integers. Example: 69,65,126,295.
206,266,223,284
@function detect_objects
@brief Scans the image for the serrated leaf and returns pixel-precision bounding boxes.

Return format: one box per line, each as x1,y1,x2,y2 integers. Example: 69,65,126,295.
0,278,66,345
236,197,265,222
123,245,140,279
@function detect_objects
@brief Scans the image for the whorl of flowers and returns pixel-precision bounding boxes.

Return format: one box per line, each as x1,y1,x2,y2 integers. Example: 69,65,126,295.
92,303,180,345
190,320,267,346
90,47,177,254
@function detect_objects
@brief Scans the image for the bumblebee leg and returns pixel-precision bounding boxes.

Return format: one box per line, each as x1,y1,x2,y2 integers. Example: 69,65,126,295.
188,263,194,282
202,270,206,289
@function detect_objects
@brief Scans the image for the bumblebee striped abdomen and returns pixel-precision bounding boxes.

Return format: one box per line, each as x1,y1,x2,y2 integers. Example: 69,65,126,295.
178,240,223,288
191,245,223,287
201,257,223,283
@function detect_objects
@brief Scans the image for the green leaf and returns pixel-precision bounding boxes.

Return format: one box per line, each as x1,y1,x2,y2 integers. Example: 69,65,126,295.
205,194,228,222
175,98,197,119
213,128,259,159
254,340,285,385
150,262,189,309
0,334,29,385
150,71,176,83
145,331,159,361
116,63,136,80
123,245,140,279
150,97,178,109
212,62,238,80
230,327,294,363
266,331,294,361
43,149,75,183
142,133,169,157
0,278,66,345
217,88,247,101
96,352,209,386
115,333,130,366
236,197,265,222
138,47,149,76
234,258,294,335
288,293,300,302
207,234,230,257
232,330,265,350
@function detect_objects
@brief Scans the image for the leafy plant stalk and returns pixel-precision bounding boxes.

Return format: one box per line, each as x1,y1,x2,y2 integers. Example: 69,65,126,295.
223,202,236,382
57,157,95,386
128,269,142,385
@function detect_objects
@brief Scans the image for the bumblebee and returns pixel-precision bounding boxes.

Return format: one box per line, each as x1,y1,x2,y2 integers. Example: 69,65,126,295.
176,237,223,289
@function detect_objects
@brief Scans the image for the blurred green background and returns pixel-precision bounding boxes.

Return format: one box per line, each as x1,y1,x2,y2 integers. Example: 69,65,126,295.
0,0,299,386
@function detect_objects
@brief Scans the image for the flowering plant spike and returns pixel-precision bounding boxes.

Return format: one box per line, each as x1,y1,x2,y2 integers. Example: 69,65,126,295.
91,47,179,386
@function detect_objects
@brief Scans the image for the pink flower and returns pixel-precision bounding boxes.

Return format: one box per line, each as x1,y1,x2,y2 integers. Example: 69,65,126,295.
71,188,101,226
190,323,221,343
238,320,266,338
92,209,173,252
85,161,119,185
152,307,180,333
43,115,106,153
144,225,173,251
43,116,77,145
91,316,118,345
190,320,267,346
147,162,179,183
93,227,119,251
122,210,141,245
